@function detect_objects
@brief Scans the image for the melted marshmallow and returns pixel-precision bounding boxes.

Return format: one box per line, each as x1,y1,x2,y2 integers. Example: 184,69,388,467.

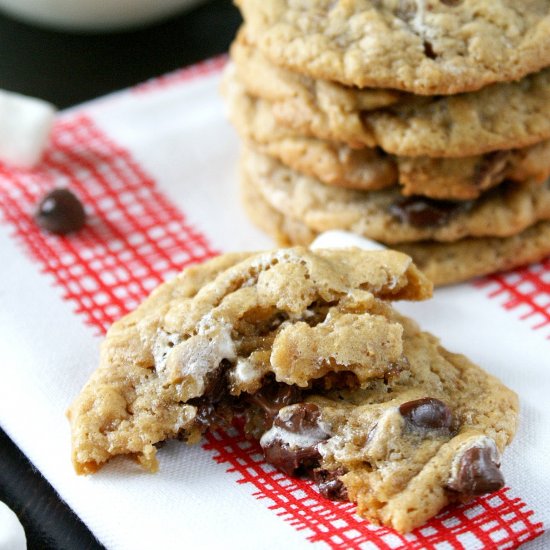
166,318,237,398
152,329,181,373
232,357,262,385
260,405,331,450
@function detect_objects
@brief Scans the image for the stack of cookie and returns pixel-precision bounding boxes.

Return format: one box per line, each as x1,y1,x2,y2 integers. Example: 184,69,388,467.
223,1,550,285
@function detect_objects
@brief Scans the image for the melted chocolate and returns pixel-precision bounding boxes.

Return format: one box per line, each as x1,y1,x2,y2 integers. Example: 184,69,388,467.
448,446,504,497
261,403,329,477
399,397,453,431
188,360,232,431
273,402,321,432
389,196,465,228
262,439,322,477
247,381,303,429
313,468,349,501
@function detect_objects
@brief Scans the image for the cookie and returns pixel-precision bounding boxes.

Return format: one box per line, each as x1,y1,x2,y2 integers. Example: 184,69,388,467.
398,224,550,286
303,323,518,533
241,170,550,286
236,0,550,95
241,166,319,245
230,27,402,111
224,69,550,199
398,142,550,200
243,146,550,244
230,29,395,149
222,67,396,191
69,247,431,474
232,36,550,157
69,246,518,533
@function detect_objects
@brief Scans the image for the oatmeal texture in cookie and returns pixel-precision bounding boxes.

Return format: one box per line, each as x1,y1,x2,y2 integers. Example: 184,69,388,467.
240,169,550,286
231,33,550,157
230,27,401,113
224,68,550,200
237,0,550,95
305,321,518,533
69,247,430,474
222,67,397,191
243,147,550,244
69,247,518,532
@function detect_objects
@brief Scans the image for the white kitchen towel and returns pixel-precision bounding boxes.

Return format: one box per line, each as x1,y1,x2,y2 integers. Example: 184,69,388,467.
0,57,548,550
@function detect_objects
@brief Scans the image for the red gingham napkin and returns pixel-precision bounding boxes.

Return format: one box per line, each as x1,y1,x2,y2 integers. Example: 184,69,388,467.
0,58,547,550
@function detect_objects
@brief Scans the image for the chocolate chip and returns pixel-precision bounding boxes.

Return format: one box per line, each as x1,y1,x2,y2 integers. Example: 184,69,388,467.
440,0,462,5
313,468,349,501
204,359,231,402
193,402,224,431
34,188,86,234
273,402,321,432
389,196,464,228
260,403,330,477
448,446,504,496
399,397,453,431
423,41,438,60
248,381,303,428
262,438,322,477
189,360,232,432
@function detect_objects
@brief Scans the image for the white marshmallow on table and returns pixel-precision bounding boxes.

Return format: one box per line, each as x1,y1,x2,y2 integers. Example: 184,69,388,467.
0,89,56,168
0,501,26,550
311,230,387,251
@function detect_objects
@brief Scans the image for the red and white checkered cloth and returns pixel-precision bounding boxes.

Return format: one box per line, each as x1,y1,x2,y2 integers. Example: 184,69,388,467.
0,58,548,550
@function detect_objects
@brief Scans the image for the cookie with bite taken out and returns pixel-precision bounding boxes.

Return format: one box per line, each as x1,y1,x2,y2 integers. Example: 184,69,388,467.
68,247,517,533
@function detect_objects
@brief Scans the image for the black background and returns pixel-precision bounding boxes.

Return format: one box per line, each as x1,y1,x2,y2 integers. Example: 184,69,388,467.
0,0,241,108
0,1,241,548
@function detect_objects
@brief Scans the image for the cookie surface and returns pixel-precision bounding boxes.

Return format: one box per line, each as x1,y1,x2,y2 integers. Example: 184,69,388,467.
243,147,550,244
223,68,396,191
69,246,518,533
69,247,430,474
241,167,550,286
224,69,550,199
231,28,401,111
232,36,550,157
237,0,550,95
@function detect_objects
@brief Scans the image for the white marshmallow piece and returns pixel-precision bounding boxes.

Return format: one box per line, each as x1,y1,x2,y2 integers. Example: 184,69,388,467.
311,230,387,252
0,89,56,168
0,501,27,550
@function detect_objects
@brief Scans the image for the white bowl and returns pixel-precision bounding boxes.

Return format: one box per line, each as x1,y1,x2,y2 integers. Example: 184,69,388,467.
0,0,207,32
